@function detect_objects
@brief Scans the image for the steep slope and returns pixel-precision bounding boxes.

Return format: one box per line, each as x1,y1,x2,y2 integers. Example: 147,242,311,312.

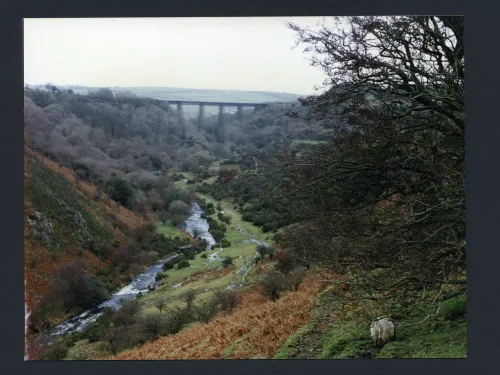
24,145,144,314
108,271,330,360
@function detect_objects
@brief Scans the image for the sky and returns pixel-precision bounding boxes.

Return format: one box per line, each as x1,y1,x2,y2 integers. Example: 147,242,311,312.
24,17,329,95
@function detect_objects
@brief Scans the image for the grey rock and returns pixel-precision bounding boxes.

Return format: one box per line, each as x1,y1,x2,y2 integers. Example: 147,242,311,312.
26,211,54,241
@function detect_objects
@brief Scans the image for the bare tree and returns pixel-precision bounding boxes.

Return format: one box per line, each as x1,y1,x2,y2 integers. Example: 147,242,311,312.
273,16,465,298
184,290,197,312
154,297,167,314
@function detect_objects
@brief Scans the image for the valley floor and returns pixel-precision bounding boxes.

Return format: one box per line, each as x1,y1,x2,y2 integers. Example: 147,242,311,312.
61,177,466,360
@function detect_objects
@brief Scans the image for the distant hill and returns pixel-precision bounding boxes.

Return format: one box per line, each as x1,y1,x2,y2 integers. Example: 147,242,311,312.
114,86,301,103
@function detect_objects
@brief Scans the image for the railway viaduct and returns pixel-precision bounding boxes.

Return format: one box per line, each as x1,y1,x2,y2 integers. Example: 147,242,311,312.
164,100,268,131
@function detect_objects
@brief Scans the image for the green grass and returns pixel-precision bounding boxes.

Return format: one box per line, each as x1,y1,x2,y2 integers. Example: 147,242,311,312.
315,321,371,359
222,334,250,358
274,322,315,359
276,287,467,359
198,193,269,244
378,318,466,358
26,155,113,255
139,269,237,316
65,341,110,360
156,220,190,240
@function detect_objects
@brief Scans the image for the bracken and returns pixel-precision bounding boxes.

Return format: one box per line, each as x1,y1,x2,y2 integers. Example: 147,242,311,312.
106,272,332,360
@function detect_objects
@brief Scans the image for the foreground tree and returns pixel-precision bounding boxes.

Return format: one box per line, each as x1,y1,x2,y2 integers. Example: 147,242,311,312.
275,16,465,300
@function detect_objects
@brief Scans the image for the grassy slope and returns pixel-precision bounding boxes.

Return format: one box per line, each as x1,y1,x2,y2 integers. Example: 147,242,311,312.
110,272,326,360
113,86,301,103
274,284,466,359
156,220,191,240
24,147,143,310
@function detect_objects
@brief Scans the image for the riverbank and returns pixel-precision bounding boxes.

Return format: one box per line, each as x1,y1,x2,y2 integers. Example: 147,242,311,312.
61,193,274,359
46,252,179,338
137,196,268,315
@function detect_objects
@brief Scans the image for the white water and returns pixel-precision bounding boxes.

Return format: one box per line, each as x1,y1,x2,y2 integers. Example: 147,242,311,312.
49,202,216,337
51,253,179,336
183,202,216,249
47,201,264,339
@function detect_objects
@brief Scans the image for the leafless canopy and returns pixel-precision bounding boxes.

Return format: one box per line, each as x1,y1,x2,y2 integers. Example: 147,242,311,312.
273,17,465,299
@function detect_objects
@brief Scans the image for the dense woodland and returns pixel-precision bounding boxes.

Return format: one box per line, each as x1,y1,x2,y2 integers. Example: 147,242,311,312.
24,16,465,360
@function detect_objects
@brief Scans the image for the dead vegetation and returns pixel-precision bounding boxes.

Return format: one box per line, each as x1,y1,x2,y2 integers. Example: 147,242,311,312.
107,272,332,360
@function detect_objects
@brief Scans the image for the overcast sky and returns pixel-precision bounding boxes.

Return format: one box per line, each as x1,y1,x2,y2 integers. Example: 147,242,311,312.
24,17,329,95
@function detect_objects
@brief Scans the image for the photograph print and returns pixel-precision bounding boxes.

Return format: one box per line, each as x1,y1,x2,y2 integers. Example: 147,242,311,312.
23,16,465,360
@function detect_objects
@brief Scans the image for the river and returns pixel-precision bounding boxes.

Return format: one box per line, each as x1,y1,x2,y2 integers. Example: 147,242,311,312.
48,202,216,337
182,202,217,249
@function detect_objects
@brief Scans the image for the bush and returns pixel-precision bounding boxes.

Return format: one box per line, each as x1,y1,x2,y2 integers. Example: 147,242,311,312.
184,251,196,260
89,240,109,257
196,299,219,323
83,321,107,343
177,259,191,269
41,339,69,360
140,313,163,339
163,261,174,271
154,297,167,314
106,178,133,207
439,295,466,321
222,256,233,268
171,173,185,182
212,229,226,243
260,272,289,301
107,324,152,354
220,238,232,248
286,268,306,292
134,222,157,242
257,244,275,259
222,215,232,225
262,222,278,233
162,307,192,335
213,289,239,313
155,273,168,282
39,259,111,315
274,250,298,275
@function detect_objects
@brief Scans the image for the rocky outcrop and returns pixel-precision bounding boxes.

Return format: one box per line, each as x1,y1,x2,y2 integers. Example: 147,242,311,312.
26,211,53,245
26,198,93,248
